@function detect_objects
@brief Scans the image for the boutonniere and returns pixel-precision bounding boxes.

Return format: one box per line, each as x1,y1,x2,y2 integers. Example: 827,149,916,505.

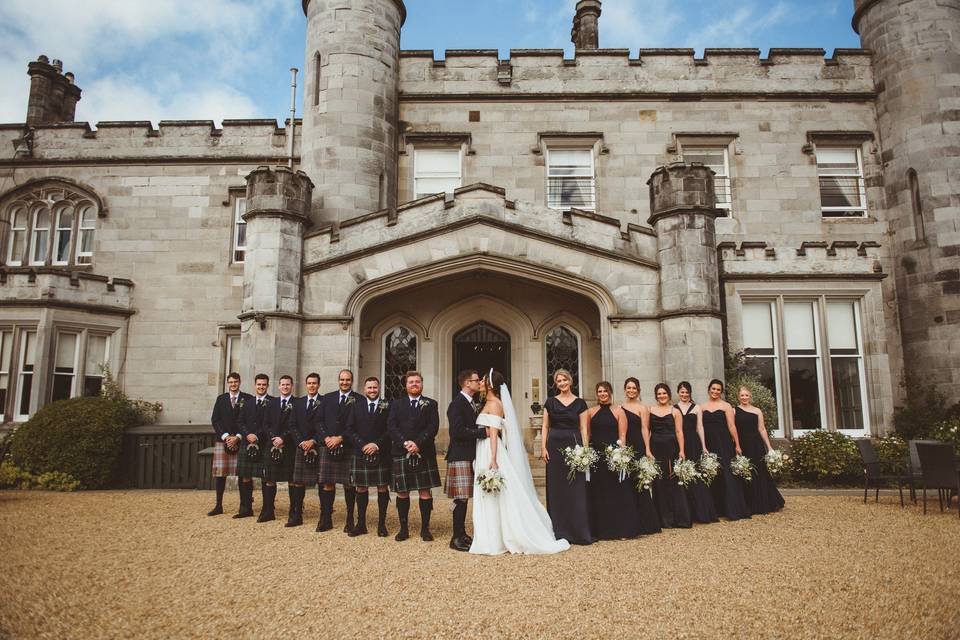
377,401,390,414
417,398,431,409
237,398,246,410
344,395,357,406
282,402,293,413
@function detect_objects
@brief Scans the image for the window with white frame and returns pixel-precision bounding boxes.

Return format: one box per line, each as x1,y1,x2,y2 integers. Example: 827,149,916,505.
742,296,870,435
50,330,112,403
51,331,80,402
682,146,731,212
83,333,110,396
546,148,595,211
224,333,241,388
3,183,98,267
545,325,581,397
0,330,12,422
382,326,417,401
413,149,461,199
16,330,37,421
232,196,247,263
817,148,867,218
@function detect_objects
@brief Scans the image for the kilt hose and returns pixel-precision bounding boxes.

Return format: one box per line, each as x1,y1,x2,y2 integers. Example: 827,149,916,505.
444,460,475,500
317,447,353,486
263,446,293,483
291,448,319,486
235,444,265,479
350,454,392,488
211,441,238,478
392,455,442,493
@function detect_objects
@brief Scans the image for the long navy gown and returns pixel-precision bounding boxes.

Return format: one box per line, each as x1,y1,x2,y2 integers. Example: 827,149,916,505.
544,396,593,545
735,407,785,515
676,403,719,524
702,408,752,521
648,411,692,529
587,405,642,539
624,408,662,535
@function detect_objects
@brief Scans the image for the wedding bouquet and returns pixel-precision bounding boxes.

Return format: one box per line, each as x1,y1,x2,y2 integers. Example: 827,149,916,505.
730,454,753,482
632,456,661,495
672,458,700,487
562,445,599,482
698,452,720,486
605,443,636,483
476,468,505,494
764,449,788,476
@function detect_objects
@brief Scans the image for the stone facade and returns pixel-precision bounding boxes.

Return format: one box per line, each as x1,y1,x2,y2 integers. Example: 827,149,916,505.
0,0,957,450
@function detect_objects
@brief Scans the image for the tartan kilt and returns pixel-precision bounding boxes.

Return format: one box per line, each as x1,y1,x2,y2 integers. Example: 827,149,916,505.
291,448,319,486
350,455,392,488
263,446,293,483
235,444,264,479
211,441,238,478
392,455,441,492
317,447,353,486
444,460,475,500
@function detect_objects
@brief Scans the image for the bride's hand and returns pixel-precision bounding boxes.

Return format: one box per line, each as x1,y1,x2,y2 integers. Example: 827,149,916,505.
490,459,499,470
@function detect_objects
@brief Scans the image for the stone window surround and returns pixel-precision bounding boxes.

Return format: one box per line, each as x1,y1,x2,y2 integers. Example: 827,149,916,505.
50,327,111,403
805,130,876,220
537,133,605,213
401,132,473,201
225,188,247,264
725,280,884,438
543,322,583,398
0,315,122,423
670,132,740,215
380,323,419,401
222,327,240,389
1,180,103,269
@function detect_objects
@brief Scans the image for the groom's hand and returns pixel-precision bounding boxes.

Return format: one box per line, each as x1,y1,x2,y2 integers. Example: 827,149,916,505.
362,443,378,455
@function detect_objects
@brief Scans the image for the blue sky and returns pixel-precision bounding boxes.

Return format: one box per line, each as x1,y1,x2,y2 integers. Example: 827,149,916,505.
0,0,861,126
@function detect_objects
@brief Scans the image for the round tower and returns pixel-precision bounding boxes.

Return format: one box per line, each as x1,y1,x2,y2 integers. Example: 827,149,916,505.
854,0,960,401
300,0,405,225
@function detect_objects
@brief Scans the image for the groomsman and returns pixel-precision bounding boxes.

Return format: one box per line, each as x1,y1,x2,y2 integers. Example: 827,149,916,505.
263,375,297,522
387,371,441,542
288,373,323,528
208,372,253,516
344,376,392,537
233,373,270,518
317,369,364,533
238,373,273,521
445,369,488,551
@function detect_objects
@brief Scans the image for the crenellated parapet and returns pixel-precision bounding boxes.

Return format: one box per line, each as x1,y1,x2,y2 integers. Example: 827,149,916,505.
399,48,874,99
0,267,134,315
717,239,885,280
0,119,299,163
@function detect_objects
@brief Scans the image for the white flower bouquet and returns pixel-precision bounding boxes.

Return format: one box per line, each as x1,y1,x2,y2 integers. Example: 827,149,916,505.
764,449,788,476
730,454,754,482
632,456,662,495
698,452,721,485
562,444,599,482
672,458,700,487
476,468,505,494
605,443,636,483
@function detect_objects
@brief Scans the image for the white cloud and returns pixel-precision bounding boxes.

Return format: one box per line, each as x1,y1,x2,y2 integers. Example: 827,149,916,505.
0,0,289,125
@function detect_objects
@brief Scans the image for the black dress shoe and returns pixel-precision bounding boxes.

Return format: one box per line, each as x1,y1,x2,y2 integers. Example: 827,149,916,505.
207,506,223,516
343,520,355,534
395,526,409,542
316,519,333,532
462,534,473,546
420,529,434,542
256,510,275,523
449,536,471,552
348,524,368,537
377,523,389,537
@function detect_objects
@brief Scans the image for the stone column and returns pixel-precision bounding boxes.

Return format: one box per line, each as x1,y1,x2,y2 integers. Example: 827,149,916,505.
571,0,602,50
647,163,725,394
239,166,313,386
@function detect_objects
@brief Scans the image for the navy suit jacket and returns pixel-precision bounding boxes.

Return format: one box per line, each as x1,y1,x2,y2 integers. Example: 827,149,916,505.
292,395,323,445
240,394,274,443
265,395,298,445
211,391,254,439
445,392,487,462
344,397,391,456
387,396,440,457
318,390,364,449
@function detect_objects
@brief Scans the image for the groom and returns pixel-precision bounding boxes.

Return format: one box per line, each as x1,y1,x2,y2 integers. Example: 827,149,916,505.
445,369,488,552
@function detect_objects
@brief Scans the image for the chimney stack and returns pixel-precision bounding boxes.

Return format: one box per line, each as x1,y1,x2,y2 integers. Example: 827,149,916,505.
571,0,602,50
26,55,82,125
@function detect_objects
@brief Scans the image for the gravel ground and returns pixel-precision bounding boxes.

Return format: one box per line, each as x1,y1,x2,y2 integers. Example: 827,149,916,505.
1,490,958,640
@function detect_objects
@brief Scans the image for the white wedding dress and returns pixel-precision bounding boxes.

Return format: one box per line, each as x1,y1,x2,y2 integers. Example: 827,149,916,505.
469,384,569,556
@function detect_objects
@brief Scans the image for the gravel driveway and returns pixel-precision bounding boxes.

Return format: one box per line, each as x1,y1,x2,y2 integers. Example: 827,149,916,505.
0,491,957,639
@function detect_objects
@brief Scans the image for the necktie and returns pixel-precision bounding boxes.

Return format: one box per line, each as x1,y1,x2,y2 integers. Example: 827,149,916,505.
230,396,236,408
257,398,262,407
410,398,417,409
281,398,287,410
308,398,314,410
369,401,375,414
339,395,346,406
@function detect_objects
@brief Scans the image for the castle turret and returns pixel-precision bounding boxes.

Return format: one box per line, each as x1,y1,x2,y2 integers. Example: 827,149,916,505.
854,0,960,401
299,0,405,225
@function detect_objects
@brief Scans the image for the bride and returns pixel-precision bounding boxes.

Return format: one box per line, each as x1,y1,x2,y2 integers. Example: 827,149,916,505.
470,370,570,555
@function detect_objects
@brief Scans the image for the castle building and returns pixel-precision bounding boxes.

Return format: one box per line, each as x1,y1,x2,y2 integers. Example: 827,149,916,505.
1,0,958,477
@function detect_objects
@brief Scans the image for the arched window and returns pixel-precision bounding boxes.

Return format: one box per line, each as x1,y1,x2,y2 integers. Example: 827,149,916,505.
382,326,417,401
3,181,99,267
908,168,925,243
545,325,581,397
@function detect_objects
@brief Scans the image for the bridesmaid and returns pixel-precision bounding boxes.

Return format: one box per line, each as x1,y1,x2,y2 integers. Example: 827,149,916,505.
541,369,593,545
676,381,719,524
735,386,785,515
621,378,661,535
585,381,642,539
698,379,751,521
648,383,692,529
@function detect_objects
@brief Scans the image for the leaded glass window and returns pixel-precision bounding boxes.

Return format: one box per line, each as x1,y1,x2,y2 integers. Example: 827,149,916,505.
383,326,417,401
545,326,580,397
3,182,98,267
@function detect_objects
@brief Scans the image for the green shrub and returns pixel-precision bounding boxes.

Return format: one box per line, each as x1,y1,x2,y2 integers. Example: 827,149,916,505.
100,366,162,426
787,430,861,484
873,434,908,473
8,396,136,489
0,463,79,491
929,418,960,454
893,379,960,440
724,351,779,430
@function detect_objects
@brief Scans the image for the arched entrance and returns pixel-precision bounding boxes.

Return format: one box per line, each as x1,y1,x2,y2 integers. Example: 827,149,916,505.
452,321,511,393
